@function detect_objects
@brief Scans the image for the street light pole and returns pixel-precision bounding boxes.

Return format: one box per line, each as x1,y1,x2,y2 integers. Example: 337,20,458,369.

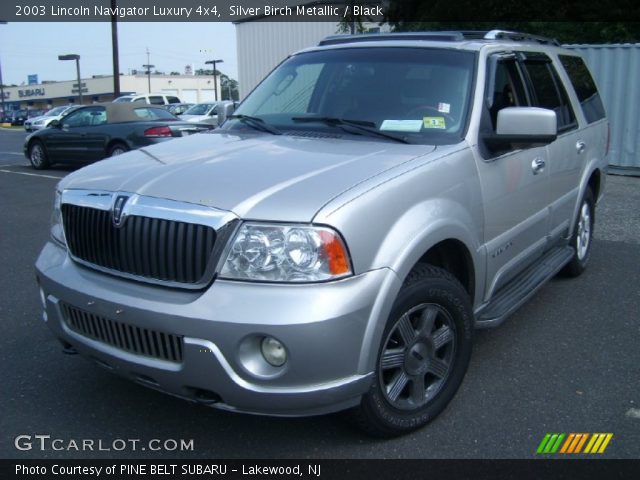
58,54,82,104
142,47,154,93
111,0,120,97
0,56,6,119
0,22,6,119
205,59,223,101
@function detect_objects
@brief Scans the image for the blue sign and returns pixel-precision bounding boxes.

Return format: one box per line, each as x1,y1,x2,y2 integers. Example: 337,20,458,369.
27,74,38,85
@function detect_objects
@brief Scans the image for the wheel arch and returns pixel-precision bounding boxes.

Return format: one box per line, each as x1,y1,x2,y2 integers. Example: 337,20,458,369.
105,138,130,154
357,220,483,375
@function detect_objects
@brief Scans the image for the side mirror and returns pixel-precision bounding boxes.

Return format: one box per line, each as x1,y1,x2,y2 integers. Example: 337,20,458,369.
216,102,236,126
49,119,61,129
483,107,557,151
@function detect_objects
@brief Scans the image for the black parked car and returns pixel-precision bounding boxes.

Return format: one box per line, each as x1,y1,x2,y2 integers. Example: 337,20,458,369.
7,109,28,126
24,103,213,169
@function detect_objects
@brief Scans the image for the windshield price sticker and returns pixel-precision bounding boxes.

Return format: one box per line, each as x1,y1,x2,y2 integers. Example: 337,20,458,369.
423,117,446,129
380,120,423,132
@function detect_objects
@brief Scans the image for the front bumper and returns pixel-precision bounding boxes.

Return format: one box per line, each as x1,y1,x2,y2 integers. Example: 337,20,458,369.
36,241,399,416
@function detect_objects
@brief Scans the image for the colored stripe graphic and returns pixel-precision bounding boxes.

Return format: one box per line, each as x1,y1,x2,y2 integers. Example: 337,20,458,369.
574,433,589,453
584,433,614,454
539,433,613,454
537,433,565,454
536,434,552,454
559,433,575,453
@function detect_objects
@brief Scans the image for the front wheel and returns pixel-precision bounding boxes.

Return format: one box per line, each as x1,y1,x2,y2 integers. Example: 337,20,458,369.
29,141,50,170
352,264,474,437
561,188,595,277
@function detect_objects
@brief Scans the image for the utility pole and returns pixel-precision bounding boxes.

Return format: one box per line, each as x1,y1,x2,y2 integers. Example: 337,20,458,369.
142,47,154,93
111,0,120,97
205,58,223,101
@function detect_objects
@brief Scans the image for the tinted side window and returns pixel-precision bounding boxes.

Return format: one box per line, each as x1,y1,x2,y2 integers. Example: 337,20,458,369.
487,58,529,129
63,107,106,127
559,55,606,123
523,55,577,132
149,96,165,105
167,96,181,104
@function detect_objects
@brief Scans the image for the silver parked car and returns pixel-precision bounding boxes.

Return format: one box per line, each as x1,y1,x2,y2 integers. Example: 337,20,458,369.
24,105,80,132
36,31,608,436
181,101,233,126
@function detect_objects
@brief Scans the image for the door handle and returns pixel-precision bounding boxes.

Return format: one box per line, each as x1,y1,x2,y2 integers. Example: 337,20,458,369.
531,157,546,174
576,141,586,154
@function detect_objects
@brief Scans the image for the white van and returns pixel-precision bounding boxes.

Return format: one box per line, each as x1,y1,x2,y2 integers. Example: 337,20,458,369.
112,93,182,105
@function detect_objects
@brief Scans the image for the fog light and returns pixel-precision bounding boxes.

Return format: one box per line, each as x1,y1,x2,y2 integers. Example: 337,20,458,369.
260,336,287,367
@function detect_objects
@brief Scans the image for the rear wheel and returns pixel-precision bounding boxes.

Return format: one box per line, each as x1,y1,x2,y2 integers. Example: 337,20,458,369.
561,188,595,277
29,141,50,170
352,264,473,437
108,142,128,157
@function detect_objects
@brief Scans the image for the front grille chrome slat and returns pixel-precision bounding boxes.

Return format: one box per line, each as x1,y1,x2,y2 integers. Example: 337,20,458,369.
61,303,183,363
62,204,217,287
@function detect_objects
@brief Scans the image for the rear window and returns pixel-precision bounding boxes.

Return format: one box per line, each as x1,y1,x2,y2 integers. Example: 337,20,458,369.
149,96,165,105
559,55,606,123
133,107,178,121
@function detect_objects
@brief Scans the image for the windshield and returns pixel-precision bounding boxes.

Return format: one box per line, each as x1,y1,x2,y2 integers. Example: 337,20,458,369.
230,47,475,144
113,96,134,103
46,106,67,116
184,103,215,116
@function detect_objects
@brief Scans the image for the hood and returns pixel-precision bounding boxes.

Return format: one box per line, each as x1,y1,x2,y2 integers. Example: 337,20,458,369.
31,115,52,124
60,131,436,221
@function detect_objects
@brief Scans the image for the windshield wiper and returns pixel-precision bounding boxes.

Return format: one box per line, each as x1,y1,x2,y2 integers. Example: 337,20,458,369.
229,114,282,135
291,116,410,144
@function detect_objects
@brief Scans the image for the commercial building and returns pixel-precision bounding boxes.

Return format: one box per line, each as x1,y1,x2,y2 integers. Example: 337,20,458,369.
1,73,222,111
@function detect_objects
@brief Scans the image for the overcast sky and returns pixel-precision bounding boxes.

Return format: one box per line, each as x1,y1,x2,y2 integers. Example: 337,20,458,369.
0,22,238,86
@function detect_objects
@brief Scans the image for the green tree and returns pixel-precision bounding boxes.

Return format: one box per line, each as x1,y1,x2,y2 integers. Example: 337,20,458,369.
342,0,640,43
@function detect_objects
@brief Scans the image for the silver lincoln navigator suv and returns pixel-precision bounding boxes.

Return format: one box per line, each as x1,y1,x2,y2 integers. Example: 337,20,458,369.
36,31,608,436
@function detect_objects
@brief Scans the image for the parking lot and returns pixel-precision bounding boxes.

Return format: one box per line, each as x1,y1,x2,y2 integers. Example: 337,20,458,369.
1,126,638,459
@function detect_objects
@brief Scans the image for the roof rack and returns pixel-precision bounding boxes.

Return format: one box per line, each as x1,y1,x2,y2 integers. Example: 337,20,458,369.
318,30,561,47
483,30,561,46
318,32,465,46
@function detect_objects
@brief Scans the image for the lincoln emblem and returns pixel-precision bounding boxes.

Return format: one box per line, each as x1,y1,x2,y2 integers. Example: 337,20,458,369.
112,195,130,227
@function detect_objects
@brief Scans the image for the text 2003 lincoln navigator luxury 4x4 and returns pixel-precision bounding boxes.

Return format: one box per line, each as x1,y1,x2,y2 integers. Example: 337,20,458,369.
36,31,608,436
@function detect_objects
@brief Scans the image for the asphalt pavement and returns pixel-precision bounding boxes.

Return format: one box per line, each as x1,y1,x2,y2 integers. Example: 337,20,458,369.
1,127,638,459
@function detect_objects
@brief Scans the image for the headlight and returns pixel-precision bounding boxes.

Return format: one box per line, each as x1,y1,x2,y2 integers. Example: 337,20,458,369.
51,189,66,246
219,223,352,282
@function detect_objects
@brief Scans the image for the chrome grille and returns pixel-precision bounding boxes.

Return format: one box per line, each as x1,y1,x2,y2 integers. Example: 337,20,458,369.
61,302,183,363
62,204,216,285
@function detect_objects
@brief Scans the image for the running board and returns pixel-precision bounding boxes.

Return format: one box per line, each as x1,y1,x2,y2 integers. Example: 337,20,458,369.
475,246,575,329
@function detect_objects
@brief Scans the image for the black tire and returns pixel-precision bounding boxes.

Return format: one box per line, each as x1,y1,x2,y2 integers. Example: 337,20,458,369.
28,140,50,170
561,188,595,277
107,142,129,157
352,264,474,437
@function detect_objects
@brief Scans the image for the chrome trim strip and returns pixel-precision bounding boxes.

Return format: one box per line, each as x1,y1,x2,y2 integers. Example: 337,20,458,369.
61,189,237,229
184,338,373,395
60,189,239,289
